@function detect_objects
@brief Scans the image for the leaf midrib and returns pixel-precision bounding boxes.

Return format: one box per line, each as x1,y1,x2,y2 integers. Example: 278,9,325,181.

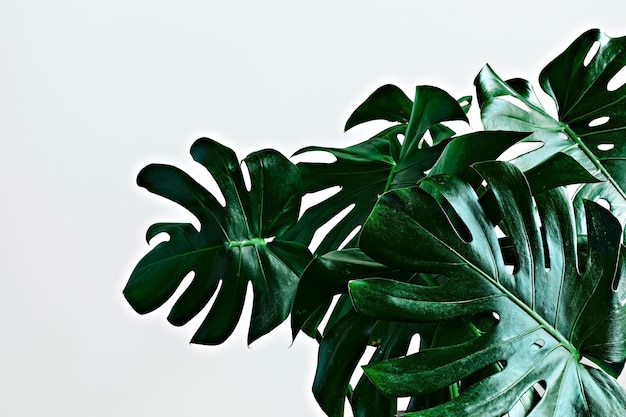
401,210,580,359
564,124,626,202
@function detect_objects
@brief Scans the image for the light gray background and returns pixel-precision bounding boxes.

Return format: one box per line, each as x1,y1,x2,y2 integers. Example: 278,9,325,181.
2,1,626,416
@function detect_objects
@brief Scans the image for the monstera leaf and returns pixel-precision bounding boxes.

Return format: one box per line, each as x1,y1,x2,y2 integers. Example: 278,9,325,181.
292,249,492,417
351,161,626,416
476,29,626,234
283,86,471,254
123,138,312,345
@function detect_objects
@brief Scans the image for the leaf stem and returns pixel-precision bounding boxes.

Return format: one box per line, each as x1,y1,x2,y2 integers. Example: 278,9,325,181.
383,163,398,193
563,124,626,202
448,382,460,399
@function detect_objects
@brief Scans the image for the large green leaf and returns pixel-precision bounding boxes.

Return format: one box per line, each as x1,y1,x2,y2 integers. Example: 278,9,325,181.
124,138,312,345
353,161,626,416
283,86,470,254
476,29,626,234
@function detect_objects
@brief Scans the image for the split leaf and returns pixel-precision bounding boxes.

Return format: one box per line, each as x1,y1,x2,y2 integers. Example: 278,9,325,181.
124,138,312,345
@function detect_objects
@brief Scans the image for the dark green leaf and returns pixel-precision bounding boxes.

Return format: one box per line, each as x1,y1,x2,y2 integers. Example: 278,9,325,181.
291,249,398,338
284,127,402,253
541,29,626,236
354,161,626,416
429,130,529,186
351,321,419,417
313,309,377,417
401,86,468,160
124,138,312,345
294,250,438,417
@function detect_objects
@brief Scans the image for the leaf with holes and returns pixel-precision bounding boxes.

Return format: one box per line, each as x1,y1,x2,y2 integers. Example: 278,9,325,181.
123,138,312,345
352,161,626,416
476,29,626,234
282,86,470,254
291,248,500,417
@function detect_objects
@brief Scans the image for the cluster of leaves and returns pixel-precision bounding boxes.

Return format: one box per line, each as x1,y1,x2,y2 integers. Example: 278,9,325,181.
124,29,626,416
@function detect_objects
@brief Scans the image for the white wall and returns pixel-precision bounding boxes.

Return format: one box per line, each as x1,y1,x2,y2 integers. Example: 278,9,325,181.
1,1,625,416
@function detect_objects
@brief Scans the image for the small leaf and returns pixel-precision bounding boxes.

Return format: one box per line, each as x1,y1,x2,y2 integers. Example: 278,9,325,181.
429,130,529,185
345,84,413,131
313,309,377,417
401,86,468,160
285,127,402,253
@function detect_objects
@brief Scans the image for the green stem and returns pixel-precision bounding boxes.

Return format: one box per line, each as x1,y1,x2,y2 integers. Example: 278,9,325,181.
383,163,398,194
448,382,460,399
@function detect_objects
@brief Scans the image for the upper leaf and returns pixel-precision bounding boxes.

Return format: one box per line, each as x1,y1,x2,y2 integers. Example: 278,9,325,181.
123,138,312,345
353,161,626,416
476,29,626,234
283,86,469,254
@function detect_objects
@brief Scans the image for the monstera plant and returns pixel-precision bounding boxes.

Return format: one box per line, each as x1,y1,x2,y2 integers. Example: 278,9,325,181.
124,29,626,416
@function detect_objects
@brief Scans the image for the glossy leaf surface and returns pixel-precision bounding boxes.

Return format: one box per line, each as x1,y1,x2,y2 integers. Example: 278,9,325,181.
354,161,626,416
124,138,312,345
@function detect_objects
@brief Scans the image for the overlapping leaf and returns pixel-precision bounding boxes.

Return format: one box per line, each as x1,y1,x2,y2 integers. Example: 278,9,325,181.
292,249,490,417
123,138,312,345
352,161,626,416
286,247,400,416
290,249,405,338
476,29,626,234
282,86,469,254
316,310,427,417
289,248,411,416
